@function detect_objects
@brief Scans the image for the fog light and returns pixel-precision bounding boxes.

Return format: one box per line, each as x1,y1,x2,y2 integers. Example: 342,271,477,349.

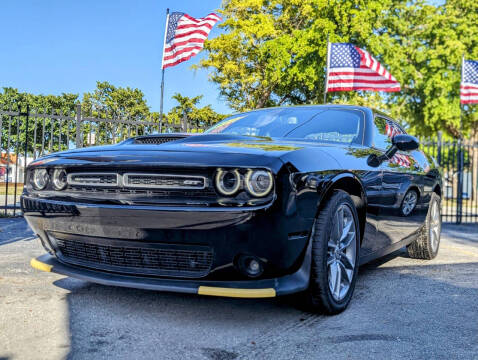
236,255,264,278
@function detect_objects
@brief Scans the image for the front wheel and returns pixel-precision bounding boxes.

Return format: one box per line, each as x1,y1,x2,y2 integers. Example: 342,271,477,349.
302,190,360,314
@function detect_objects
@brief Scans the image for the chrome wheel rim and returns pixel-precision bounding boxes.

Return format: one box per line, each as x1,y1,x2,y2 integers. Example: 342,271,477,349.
327,204,357,301
402,191,417,215
429,200,441,252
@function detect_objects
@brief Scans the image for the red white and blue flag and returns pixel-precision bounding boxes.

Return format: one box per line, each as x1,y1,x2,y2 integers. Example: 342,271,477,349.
161,12,221,69
326,43,401,92
461,59,478,104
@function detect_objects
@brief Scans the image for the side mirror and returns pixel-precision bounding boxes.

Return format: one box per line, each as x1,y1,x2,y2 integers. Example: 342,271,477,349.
392,134,419,152
367,134,419,167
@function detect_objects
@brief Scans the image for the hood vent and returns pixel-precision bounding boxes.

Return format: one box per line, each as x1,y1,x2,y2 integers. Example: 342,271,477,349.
133,135,189,145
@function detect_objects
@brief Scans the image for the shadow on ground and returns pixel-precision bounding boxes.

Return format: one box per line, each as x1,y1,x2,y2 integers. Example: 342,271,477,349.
0,218,35,246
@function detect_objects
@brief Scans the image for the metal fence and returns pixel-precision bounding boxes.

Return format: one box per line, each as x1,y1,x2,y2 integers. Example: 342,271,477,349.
421,137,478,224
0,105,209,216
2,106,478,223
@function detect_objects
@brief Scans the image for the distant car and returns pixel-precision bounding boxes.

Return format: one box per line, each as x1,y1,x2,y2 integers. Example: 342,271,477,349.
23,105,442,314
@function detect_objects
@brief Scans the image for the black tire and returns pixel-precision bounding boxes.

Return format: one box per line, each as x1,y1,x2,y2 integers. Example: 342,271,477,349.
407,193,441,259
302,190,360,314
400,189,418,217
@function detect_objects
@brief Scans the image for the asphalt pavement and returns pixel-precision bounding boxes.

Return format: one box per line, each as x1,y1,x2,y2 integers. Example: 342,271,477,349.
0,218,477,360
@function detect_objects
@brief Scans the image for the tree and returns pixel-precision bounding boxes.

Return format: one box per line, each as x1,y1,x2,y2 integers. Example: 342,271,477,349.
0,87,79,153
195,0,395,112
81,81,150,120
167,93,226,131
196,0,478,138
376,0,478,137
81,81,157,144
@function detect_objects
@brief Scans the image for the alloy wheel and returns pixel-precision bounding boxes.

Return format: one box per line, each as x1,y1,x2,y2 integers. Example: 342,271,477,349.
402,191,418,215
429,199,441,252
327,204,357,301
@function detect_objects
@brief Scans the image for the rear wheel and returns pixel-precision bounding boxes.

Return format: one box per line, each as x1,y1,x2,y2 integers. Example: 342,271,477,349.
302,191,360,314
400,189,418,216
407,193,441,259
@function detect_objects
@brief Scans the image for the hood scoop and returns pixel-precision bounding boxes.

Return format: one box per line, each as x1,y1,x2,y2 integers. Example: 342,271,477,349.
133,134,190,145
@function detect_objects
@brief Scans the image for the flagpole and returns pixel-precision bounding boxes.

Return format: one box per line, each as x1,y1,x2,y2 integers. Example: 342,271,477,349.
460,54,465,138
457,53,466,224
159,8,170,133
323,36,330,104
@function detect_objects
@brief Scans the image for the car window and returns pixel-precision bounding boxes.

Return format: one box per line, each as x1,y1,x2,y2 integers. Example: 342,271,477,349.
285,109,363,145
206,108,363,145
373,116,404,150
205,108,320,137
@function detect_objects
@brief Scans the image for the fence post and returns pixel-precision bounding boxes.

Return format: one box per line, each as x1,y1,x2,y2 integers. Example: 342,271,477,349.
23,105,30,183
457,139,464,224
75,104,82,148
437,131,442,166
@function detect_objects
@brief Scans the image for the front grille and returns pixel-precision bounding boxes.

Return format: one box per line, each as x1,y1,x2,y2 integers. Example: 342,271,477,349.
124,173,206,190
22,197,78,214
67,173,119,187
54,237,213,278
67,187,217,198
134,136,187,144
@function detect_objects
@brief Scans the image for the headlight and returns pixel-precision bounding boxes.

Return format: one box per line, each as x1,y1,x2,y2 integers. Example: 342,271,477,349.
32,169,49,190
215,169,241,195
245,170,273,197
52,169,67,190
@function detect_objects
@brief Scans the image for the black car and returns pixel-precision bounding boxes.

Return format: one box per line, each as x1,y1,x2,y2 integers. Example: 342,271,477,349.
23,105,442,314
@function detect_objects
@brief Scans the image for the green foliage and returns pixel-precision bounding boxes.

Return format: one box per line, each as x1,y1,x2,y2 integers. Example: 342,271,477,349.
0,83,225,153
375,0,478,137
0,87,79,154
196,0,478,138
82,81,150,120
167,93,226,131
196,0,393,111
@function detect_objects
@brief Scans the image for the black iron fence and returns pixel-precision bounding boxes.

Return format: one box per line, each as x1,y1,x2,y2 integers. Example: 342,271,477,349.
421,137,478,224
1,105,210,216
2,106,478,223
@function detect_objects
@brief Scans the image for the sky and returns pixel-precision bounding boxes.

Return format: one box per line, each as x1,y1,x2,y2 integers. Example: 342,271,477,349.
0,0,230,114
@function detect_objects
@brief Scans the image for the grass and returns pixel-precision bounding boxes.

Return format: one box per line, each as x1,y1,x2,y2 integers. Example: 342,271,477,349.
0,183,24,195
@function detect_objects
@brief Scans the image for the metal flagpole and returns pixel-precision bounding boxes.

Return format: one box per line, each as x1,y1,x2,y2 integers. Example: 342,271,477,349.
159,8,170,133
323,35,331,104
457,54,465,224
460,54,465,138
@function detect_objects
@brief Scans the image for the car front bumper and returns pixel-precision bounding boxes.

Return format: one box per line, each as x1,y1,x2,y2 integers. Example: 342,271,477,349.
30,239,310,297
22,195,314,284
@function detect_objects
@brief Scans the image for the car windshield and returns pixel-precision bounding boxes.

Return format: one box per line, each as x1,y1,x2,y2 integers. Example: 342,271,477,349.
205,108,363,145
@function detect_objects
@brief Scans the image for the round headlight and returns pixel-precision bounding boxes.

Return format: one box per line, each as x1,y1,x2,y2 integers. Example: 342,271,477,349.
245,170,273,197
32,169,49,190
215,169,241,196
52,169,67,190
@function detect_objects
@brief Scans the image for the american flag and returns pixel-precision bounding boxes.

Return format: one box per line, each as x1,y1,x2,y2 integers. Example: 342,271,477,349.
326,43,400,92
461,59,478,104
162,12,221,69
385,121,402,138
391,153,411,168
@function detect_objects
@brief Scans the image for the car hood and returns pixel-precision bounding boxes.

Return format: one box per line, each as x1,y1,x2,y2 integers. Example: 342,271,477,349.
31,134,341,172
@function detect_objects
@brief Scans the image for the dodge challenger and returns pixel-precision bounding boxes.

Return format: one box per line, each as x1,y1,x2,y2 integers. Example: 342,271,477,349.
24,105,441,314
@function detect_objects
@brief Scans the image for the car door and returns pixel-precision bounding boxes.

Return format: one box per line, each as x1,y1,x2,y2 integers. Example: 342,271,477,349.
374,116,426,246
